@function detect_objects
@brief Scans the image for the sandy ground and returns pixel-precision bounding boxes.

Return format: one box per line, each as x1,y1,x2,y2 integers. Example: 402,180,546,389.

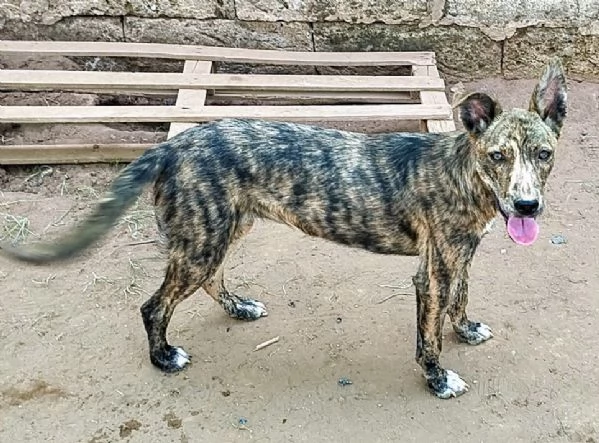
1,71,599,443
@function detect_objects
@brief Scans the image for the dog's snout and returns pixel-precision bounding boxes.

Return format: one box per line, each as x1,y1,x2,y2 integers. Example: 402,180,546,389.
514,199,539,216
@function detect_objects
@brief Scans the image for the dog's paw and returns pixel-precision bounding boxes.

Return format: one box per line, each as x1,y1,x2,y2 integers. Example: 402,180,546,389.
150,346,191,373
455,321,494,345
428,369,469,399
230,298,268,321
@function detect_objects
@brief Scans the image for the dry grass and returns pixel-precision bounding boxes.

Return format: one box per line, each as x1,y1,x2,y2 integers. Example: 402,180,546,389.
22,166,54,187
74,186,100,200
119,200,155,240
0,212,35,244
32,274,57,287
82,272,115,294
122,258,152,300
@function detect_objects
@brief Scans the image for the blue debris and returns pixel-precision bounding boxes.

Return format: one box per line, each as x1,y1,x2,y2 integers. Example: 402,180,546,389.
238,417,248,426
550,235,567,245
338,377,353,387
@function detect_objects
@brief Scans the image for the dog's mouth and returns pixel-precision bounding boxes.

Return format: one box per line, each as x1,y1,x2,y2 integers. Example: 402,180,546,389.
496,203,540,246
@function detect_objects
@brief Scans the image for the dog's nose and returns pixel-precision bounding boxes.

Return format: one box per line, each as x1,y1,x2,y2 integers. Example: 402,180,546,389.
514,199,539,216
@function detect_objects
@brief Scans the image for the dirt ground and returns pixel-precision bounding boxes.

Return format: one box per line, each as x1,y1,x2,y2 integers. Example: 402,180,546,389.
1,70,599,443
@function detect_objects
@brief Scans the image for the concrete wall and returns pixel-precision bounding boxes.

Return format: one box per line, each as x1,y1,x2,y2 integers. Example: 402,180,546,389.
1,0,598,81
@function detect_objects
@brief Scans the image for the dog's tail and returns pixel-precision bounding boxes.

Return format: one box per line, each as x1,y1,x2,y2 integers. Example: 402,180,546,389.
0,142,170,264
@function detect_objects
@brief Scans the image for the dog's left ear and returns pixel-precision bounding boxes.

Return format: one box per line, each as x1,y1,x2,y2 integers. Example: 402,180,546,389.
458,93,502,136
529,57,568,137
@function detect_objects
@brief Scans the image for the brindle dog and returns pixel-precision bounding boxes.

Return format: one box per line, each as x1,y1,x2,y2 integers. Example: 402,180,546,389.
0,58,567,398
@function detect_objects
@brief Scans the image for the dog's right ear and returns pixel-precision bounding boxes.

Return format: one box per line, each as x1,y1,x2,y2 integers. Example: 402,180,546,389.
458,93,502,136
529,57,567,137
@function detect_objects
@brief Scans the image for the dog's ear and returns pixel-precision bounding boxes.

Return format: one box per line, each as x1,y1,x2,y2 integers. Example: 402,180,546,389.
529,57,567,137
458,93,502,136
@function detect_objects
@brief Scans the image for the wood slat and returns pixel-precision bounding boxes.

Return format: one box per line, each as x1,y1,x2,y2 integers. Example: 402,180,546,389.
0,40,435,66
209,90,415,105
0,70,445,93
0,104,452,124
412,65,456,133
168,60,212,139
0,143,154,164
3,89,414,104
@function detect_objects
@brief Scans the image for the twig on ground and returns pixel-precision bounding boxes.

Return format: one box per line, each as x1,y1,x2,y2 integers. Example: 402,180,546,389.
43,207,73,233
125,239,157,247
254,336,280,352
375,292,412,304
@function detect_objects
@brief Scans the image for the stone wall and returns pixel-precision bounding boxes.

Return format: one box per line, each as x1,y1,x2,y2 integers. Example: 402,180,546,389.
1,0,598,81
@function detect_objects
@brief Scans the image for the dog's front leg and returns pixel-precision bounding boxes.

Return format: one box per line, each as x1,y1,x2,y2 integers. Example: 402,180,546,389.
448,268,494,345
413,245,469,399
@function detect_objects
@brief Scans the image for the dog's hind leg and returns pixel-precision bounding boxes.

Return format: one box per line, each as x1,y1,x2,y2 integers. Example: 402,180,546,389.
140,256,209,373
202,216,268,321
413,241,470,399
448,268,493,345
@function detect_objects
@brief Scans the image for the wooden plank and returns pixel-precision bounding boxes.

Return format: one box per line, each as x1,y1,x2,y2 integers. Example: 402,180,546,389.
3,89,413,104
0,104,453,124
412,65,456,133
209,90,415,105
0,70,445,93
0,40,435,66
168,60,212,139
0,143,154,164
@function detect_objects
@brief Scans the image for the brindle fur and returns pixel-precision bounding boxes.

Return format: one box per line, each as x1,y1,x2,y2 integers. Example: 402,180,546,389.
0,59,567,399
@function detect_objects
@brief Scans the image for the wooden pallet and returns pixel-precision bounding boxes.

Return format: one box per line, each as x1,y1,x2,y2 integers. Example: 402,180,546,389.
0,40,455,165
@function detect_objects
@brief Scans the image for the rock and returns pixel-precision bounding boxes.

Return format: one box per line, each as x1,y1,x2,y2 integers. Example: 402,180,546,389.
338,377,353,386
126,18,313,51
0,17,123,41
237,0,430,24
0,0,234,25
446,0,579,25
550,235,567,245
504,28,599,81
314,23,502,81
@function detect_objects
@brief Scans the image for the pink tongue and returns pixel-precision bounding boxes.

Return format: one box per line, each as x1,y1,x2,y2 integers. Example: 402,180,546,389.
506,217,539,246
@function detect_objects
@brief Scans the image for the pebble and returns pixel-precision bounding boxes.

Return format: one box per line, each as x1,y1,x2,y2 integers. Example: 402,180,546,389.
550,234,567,245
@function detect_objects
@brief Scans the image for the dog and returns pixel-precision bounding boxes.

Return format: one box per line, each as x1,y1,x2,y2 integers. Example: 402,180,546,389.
0,58,567,399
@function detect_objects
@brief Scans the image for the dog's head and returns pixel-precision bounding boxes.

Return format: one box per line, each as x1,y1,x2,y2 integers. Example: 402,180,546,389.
458,58,567,246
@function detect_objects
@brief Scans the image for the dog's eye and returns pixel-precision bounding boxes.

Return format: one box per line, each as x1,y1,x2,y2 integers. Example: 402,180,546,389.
489,151,504,161
538,149,552,161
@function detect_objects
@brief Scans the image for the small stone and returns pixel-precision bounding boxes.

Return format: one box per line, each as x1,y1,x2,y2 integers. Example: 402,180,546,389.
551,234,567,245
338,377,353,386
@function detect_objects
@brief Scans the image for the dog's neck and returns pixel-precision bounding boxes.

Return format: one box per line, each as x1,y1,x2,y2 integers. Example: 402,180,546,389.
448,133,499,229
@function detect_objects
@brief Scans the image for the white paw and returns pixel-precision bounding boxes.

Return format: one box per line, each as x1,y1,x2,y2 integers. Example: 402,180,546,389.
173,347,191,369
435,370,469,399
236,299,268,319
460,322,494,345
475,323,493,341
249,300,266,311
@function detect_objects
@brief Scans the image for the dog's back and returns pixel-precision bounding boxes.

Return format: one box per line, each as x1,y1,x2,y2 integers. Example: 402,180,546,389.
154,119,457,256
